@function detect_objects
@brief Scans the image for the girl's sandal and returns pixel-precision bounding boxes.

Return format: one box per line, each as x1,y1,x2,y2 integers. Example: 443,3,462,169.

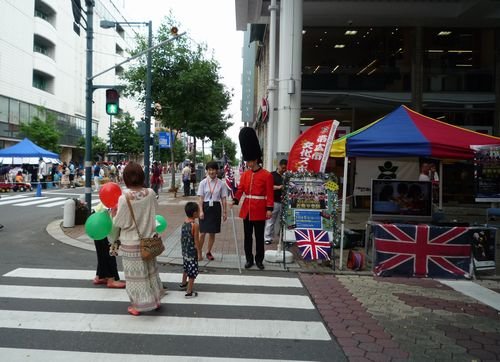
127,306,140,316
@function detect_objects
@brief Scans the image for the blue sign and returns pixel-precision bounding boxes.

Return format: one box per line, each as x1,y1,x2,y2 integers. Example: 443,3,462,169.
159,132,171,149
294,210,322,229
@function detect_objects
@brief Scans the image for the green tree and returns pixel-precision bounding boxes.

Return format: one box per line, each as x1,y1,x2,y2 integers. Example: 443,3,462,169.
212,135,237,164
19,107,61,153
109,112,143,157
121,14,232,163
77,136,108,161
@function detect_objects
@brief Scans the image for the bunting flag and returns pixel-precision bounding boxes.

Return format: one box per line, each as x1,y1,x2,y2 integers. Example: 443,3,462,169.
223,153,237,199
288,120,339,173
294,229,331,260
374,224,472,278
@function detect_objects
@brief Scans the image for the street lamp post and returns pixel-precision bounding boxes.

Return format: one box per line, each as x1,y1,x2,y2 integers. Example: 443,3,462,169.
84,1,95,208
100,20,153,187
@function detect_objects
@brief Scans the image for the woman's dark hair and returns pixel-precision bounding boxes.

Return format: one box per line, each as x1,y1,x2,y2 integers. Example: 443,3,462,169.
122,162,144,188
185,201,199,217
205,161,218,171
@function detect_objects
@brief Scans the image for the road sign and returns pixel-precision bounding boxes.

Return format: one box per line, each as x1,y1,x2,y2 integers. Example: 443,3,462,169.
159,132,171,148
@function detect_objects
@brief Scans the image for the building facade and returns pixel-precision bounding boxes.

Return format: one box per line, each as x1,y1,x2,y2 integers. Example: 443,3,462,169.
0,0,139,162
235,0,500,203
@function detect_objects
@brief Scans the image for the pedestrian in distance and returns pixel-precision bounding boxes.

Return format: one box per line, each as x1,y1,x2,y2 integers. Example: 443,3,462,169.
151,161,162,198
197,161,228,261
111,162,164,316
232,127,274,270
179,202,200,298
182,163,191,196
264,159,287,245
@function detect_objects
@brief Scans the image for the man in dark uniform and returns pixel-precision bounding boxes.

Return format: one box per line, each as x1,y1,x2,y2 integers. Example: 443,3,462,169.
264,159,287,245
232,127,274,270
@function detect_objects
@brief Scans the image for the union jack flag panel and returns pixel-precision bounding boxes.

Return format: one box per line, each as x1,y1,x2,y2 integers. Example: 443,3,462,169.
373,224,472,279
294,229,331,260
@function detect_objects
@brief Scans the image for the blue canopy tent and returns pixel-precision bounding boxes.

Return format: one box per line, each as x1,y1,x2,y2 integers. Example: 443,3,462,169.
0,138,60,165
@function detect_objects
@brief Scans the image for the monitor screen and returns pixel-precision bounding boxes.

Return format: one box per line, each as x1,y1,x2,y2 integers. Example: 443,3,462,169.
371,180,433,222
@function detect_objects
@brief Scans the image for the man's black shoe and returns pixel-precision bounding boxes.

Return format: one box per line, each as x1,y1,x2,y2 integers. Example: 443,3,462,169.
256,263,265,270
244,262,254,269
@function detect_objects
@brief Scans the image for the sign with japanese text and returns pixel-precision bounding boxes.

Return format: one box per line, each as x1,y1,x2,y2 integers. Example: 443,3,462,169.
287,120,339,173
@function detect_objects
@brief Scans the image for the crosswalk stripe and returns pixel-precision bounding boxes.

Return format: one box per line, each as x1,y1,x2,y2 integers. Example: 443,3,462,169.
0,285,314,309
0,348,311,362
39,198,100,208
15,196,66,206
4,268,303,288
0,196,34,205
0,310,331,340
0,194,29,201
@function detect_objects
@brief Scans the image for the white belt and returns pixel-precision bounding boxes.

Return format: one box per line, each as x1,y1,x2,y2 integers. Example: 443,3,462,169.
247,195,266,200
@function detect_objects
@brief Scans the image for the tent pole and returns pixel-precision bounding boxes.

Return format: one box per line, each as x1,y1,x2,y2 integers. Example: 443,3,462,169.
439,162,443,210
339,156,348,270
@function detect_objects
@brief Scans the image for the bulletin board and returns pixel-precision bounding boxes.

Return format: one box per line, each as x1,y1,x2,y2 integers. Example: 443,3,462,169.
281,172,340,245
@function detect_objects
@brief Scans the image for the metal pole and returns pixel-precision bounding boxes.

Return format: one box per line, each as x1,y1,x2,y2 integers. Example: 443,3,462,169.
84,1,94,208
144,21,153,187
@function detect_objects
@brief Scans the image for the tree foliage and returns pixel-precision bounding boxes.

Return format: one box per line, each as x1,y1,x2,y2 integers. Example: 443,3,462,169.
121,14,233,155
76,136,108,161
212,135,237,164
19,107,61,153
109,112,143,157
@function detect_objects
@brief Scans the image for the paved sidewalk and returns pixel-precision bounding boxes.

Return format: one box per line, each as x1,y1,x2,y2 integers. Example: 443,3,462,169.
47,188,500,361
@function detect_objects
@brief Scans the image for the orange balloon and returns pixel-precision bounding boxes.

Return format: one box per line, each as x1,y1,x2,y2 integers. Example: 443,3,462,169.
99,182,122,208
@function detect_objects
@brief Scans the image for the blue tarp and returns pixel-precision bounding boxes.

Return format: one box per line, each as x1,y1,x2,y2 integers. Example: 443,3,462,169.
0,138,60,164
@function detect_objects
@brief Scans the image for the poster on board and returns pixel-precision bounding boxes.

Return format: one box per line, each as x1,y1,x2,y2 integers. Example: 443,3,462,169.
282,172,339,246
472,145,500,202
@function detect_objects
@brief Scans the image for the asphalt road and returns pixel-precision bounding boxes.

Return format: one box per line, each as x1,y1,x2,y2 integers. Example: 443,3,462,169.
0,187,345,361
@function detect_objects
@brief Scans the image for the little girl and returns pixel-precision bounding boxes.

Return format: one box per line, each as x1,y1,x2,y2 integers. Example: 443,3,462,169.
179,202,200,298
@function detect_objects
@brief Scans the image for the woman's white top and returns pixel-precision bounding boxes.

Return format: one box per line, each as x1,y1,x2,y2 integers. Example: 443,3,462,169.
197,176,227,202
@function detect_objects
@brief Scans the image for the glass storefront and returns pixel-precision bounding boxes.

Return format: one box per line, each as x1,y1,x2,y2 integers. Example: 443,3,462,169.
0,94,94,146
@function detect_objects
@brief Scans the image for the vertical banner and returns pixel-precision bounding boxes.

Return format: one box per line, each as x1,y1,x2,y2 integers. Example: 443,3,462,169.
287,120,339,173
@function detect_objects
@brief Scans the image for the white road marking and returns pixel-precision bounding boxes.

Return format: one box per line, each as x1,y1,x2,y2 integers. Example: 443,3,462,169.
15,197,66,206
0,310,331,340
4,268,302,288
0,348,313,362
439,279,500,311
0,285,314,309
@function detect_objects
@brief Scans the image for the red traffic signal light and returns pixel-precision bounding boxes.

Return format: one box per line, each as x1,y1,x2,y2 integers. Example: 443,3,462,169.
106,89,119,115
170,27,178,36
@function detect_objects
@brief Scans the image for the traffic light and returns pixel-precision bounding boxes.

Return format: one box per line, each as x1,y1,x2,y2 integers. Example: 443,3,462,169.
105,89,119,115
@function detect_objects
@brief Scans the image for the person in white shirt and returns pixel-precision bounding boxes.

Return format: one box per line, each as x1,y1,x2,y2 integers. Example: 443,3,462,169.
197,161,227,261
182,164,191,196
418,162,430,181
38,157,47,189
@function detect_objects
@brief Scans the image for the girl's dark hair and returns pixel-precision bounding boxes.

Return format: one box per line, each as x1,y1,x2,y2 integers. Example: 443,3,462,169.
185,201,199,217
205,161,218,171
122,162,145,188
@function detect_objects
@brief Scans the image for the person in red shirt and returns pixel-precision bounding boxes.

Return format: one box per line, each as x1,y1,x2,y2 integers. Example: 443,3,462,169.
232,127,274,270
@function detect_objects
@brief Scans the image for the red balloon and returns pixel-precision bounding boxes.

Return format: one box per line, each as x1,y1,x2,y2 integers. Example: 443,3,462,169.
99,182,122,208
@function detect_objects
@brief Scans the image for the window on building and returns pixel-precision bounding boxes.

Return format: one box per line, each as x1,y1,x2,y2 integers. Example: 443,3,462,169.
0,96,9,124
32,71,54,93
33,35,55,59
34,0,56,27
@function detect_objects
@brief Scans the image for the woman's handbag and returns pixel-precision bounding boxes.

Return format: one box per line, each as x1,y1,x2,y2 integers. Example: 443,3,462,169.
125,196,165,260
